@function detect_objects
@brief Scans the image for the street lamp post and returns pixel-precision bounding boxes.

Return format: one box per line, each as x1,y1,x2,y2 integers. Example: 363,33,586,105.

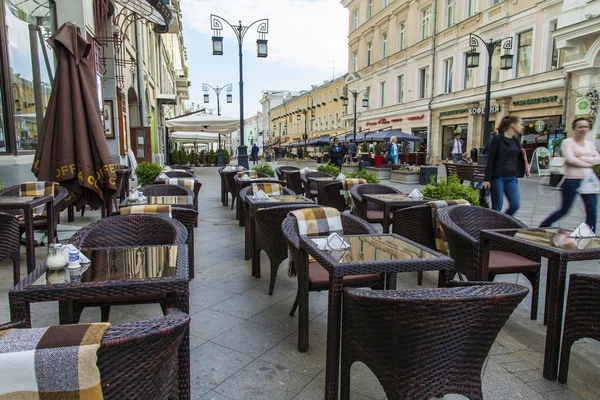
203,83,232,166
465,34,514,145
341,85,370,144
210,14,269,170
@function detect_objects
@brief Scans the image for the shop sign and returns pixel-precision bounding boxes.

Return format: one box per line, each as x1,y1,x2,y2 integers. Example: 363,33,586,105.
468,105,500,115
366,122,378,126
534,120,546,133
407,114,425,121
512,96,558,106
440,108,469,117
575,96,591,116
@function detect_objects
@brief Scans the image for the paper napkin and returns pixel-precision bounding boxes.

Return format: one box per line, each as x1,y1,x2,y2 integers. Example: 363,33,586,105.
408,188,423,200
253,189,269,200
311,232,350,251
570,223,595,238
241,174,252,181
336,173,346,180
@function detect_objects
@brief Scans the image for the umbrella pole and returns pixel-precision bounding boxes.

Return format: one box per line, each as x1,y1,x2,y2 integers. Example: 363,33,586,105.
217,133,224,166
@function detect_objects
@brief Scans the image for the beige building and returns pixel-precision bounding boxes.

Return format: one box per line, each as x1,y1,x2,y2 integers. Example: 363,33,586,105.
342,0,569,163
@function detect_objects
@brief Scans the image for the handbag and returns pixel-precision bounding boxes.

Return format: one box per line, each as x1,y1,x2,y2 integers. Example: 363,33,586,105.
549,157,566,175
479,187,491,209
577,169,600,194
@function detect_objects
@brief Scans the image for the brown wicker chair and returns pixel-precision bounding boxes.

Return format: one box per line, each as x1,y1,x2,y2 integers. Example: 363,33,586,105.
286,171,304,195
0,308,190,400
282,211,384,352
437,206,541,320
234,176,285,225
559,274,600,383
225,172,269,211
164,171,195,178
349,183,402,230
169,164,195,172
0,212,21,285
255,204,319,295
138,184,194,200
318,181,346,212
303,171,332,199
67,214,188,323
0,183,69,241
392,204,436,286
275,166,300,181
340,282,528,400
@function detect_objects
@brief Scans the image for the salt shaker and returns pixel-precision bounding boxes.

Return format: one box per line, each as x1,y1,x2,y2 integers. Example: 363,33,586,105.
68,248,81,269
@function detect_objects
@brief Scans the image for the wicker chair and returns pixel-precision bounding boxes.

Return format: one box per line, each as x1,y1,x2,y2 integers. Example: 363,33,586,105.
169,164,195,172
392,205,436,286
0,212,21,285
0,308,190,400
318,181,346,212
349,184,402,230
275,166,300,181
437,206,541,320
234,176,285,225
164,171,195,179
340,282,528,400
112,165,131,210
255,204,319,295
286,171,304,195
559,274,600,383
138,184,194,200
67,214,188,323
225,172,269,211
218,167,227,205
303,172,332,199
0,183,69,242
282,211,384,352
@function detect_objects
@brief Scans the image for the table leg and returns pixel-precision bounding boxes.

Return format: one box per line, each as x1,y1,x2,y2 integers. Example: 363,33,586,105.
383,204,391,233
10,301,31,328
47,200,55,245
23,210,36,274
543,254,568,381
324,276,343,400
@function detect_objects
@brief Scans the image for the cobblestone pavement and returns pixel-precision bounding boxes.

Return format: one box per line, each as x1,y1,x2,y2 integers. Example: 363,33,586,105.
0,163,598,399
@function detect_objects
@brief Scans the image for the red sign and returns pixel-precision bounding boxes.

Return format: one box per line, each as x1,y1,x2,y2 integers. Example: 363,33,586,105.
391,118,403,122
366,122,378,126
407,114,425,121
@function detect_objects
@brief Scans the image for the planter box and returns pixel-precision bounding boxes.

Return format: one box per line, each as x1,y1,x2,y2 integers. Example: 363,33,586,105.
366,167,391,180
390,170,420,184
342,164,359,174
296,160,319,169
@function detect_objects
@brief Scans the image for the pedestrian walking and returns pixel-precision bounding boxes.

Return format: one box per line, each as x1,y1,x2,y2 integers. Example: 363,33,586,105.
298,147,303,160
482,115,526,216
540,117,600,232
281,147,287,159
329,138,344,168
274,147,279,161
446,132,466,163
250,143,259,165
347,139,357,163
386,136,399,164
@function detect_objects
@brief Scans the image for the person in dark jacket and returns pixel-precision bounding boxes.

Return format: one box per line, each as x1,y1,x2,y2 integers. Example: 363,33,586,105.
329,138,344,167
346,139,358,163
483,115,526,216
250,143,260,165
446,132,466,162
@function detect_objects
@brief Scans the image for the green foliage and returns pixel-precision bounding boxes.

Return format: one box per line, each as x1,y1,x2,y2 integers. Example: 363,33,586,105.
208,149,216,165
189,150,197,166
360,142,369,153
199,150,206,165
317,163,341,176
551,137,564,157
223,149,231,165
170,148,180,165
422,174,480,206
252,162,275,177
180,149,189,165
594,164,600,178
374,143,383,155
347,170,380,183
0,179,4,190
135,162,162,186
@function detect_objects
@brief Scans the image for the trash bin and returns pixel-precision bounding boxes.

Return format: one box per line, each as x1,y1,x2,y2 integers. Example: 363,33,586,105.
419,166,438,185
359,160,371,171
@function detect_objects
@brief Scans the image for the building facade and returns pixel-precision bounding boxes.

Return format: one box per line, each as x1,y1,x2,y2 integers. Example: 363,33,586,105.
342,0,570,163
260,90,304,146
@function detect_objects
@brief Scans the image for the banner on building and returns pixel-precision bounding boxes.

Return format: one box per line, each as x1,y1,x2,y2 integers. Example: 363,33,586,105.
575,96,591,117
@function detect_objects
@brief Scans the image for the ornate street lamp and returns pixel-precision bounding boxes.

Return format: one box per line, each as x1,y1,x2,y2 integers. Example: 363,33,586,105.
342,84,370,144
210,14,269,169
202,82,233,166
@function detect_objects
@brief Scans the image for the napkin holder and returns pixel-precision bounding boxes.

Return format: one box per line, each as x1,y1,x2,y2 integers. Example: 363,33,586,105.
223,166,232,172
241,174,252,181
311,232,350,251
408,188,423,200
253,189,269,201
570,223,595,238
157,172,168,180
336,173,346,180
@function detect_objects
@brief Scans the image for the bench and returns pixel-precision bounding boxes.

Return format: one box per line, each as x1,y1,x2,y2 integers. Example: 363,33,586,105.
445,163,485,183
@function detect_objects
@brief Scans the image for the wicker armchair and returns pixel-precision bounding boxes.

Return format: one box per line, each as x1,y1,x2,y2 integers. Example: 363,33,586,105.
437,206,541,320
559,274,600,383
341,282,528,400
169,164,195,172
282,211,383,352
234,176,285,226
286,171,304,195
138,184,194,200
67,214,188,323
0,183,68,241
349,184,402,230
318,181,346,212
303,172,332,199
164,171,195,179
392,205,436,286
0,212,21,285
275,166,300,181
255,204,319,295
225,172,269,211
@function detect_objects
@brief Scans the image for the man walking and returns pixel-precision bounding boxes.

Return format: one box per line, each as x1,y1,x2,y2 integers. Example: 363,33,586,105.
251,143,259,165
347,139,357,163
446,132,465,163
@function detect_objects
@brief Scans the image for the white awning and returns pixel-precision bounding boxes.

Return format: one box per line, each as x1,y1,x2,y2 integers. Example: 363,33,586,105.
165,114,239,134
170,132,226,143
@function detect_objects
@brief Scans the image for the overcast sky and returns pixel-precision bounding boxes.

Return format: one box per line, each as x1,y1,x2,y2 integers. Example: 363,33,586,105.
180,0,349,118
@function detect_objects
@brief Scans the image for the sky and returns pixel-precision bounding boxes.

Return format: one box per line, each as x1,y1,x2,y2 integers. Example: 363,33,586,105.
180,0,349,119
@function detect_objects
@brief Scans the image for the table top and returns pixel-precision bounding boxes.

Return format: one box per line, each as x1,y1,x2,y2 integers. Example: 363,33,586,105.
246,194,313,206
482,228,600,253
121,195,193,207
363,193,432,203
0,195,54,208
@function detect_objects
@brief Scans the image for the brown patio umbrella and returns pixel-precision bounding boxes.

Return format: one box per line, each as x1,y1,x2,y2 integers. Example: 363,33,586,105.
32,22,116,210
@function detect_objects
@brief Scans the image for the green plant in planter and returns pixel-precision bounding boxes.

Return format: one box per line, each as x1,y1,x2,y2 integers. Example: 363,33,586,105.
551,137,564,157
170,148,180,165
135,162,162,186
374,143,383,155
208,149,216,165
180,149,189,165
347,170,380,183
317,164,341,176
360,142,369,153
0,178,4,190
199,150,206,165
189,150,197,166
253,162,275,177
223,149,231,165
422,174,479,205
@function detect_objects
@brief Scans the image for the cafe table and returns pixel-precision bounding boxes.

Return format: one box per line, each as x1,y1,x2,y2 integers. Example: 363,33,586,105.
301,176,338,199
0,195,55,273
244,194,315,276
479,227,600,381
362,193,433,233
9,244,191,399
120,195,194,209
234,177,286,225
299,233,454,400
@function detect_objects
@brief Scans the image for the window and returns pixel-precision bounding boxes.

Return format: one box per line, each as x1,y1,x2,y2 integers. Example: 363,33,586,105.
335,88,339,99
382,0,388,8
353,9,359,30
421,7,432,40
335,112,339,128
367,41,372,66
318,117,322,130
367,0,372,19
329,114,333,128
352,51,358,72
491,46,501,83
419,67,429,99
550,21,564,70
379,81,387,108
447,0,456,27
491,0,501,4
464,53,474,89
365,86,371,110
396,75,404,104
318,94,321,104
397,21,406,51
443,58,453,93
329,91,332,102
516,30,533,78
467,0,477,17
323,92,327,103
381,32,388,59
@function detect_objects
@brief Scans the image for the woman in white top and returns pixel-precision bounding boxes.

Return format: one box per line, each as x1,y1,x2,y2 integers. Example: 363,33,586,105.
541,117,600,232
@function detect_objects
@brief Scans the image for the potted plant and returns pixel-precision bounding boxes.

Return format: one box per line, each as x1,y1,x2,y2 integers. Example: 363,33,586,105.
366,164,392,180
189,150,197,167
360,142,370,162
342,162,359,174
373,143,383,166
199,150,206,166
390,164,421,184
422,175,480,205
223,149,231,165
347,170,379,183
317,164,341,177
208,149,216,166
170,148,180,165
253,161,276,177
135,162,162,186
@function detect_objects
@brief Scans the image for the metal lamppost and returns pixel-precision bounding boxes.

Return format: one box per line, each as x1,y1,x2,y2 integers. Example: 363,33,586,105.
203,83,232,166
210,14,269,169
341,85,369,144
465,34,514,144
297,109,309,159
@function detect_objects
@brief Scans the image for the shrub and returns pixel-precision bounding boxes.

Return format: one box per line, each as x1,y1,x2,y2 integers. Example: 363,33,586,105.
208,149,216,165
422,174,480,205
347,170,379,183
170,148,180,165
0,179,4,190
180,149,189,165
199,150,206,165
189,150,197,166
253,162,275,177
135,162,162,186
360,142,369,153
374,143,383,155
594,164,600,178
223,149,231,165
317,163,341,176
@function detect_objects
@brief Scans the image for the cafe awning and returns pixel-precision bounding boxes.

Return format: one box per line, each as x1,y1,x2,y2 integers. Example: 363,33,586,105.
113,0,174,33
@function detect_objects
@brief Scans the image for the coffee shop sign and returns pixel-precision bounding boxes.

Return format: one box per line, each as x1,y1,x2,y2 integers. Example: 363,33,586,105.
468,105,501,115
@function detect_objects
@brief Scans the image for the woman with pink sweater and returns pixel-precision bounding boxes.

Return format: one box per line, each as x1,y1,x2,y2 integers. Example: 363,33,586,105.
541,117,600,232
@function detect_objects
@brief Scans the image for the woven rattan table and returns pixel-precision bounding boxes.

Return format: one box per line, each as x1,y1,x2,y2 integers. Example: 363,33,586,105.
362,193,433,233
299,234,454,400
235,177,285,223
245,194,315,277
480,227,600,381
9,244,191,399
0,195,55,274
120,195,194,209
